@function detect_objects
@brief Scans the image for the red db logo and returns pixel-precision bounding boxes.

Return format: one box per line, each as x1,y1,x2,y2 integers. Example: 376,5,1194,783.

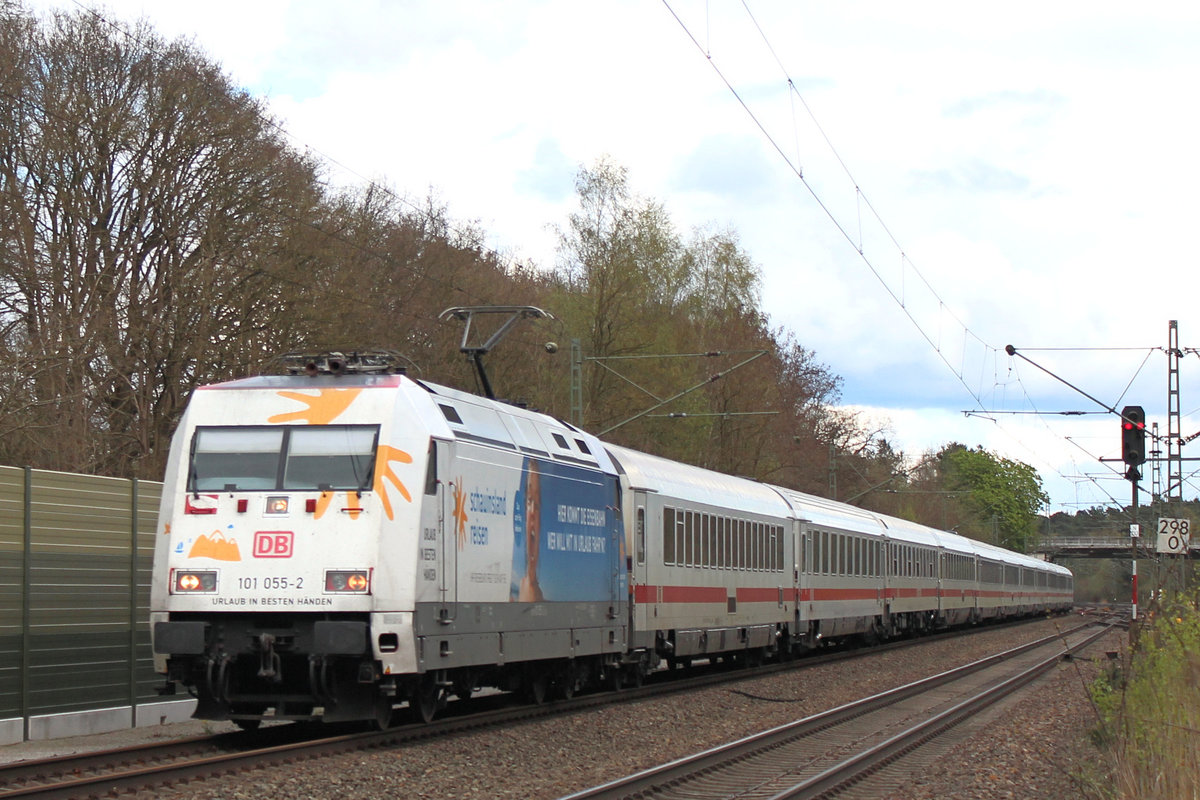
253,531,294,558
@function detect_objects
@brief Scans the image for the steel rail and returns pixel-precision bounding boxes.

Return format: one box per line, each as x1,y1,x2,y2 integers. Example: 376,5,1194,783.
559,619,1111,800
771,623,1114,799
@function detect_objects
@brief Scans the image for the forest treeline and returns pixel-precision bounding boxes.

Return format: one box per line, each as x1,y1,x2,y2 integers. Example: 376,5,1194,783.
0,2,1061,552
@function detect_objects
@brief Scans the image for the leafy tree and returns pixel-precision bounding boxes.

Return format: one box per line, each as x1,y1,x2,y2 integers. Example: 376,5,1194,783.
932,444,1049,552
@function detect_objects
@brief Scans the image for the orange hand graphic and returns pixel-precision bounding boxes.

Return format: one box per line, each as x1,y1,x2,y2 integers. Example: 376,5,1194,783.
269,389,363,424
310,447,411,521
374,445,413,520
312,491,364,520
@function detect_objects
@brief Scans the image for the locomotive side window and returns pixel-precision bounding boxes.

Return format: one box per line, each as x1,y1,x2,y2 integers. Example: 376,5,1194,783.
424,441,438,496
189,425,379,492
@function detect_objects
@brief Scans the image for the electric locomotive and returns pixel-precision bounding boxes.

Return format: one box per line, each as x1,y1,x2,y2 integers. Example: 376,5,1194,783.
150,351,628,727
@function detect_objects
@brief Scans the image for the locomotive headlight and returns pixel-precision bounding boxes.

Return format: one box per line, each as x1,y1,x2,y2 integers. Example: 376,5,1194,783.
324,569,371,593
266,496,289,514
172,569,218,593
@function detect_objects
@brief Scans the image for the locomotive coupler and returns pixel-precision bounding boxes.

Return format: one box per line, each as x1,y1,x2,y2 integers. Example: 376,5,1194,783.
256,633,282,681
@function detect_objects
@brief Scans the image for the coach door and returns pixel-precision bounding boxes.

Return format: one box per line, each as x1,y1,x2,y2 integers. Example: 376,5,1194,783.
437,440,457,618
630,492,648,629
795,521,810,627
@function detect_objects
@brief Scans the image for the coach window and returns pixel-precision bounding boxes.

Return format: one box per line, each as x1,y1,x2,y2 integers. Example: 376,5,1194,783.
753,522,761,570
684,511,695,567
676,513,686,568
663,507,676,565
757,522,765,571
636,507,645,565
744,520,752,570
700,515,710,566
744,522,753,573
761,523,768,571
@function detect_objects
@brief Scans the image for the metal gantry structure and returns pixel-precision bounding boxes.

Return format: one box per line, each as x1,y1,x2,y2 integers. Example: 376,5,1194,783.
1165,319,1183,505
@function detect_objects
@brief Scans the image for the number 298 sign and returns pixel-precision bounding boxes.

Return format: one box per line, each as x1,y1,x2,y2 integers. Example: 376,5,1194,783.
1156,518,1191,555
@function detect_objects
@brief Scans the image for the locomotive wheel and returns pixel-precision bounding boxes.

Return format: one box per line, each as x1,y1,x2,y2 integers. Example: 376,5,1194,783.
410,676,443,724
528,671,549,705
233,718,262,731
557,662,579,700
373,696,396,730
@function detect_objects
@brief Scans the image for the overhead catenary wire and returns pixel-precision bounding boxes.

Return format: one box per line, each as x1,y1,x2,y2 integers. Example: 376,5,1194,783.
661,1,1176,512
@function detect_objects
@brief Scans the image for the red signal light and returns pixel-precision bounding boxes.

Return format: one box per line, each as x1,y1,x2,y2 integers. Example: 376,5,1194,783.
1120,405,1146,466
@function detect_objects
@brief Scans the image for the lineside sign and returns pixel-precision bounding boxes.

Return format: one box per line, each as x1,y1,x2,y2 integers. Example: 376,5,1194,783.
1156,517,1191,555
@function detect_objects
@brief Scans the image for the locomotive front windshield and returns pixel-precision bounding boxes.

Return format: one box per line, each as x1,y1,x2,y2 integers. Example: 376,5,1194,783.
188,425,379,492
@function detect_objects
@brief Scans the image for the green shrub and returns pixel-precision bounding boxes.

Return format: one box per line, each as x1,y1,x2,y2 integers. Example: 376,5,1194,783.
1092,589,1200,798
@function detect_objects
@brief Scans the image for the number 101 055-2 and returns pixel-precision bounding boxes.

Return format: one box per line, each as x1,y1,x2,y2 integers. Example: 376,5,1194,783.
237,576,304,590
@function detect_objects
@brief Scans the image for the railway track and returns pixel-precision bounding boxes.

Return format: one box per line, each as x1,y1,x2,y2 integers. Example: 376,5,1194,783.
0,615,1097,799
560,618,1115,800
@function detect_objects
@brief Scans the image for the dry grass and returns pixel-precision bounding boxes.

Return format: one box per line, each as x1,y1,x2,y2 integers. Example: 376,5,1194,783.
1092,590,1200,799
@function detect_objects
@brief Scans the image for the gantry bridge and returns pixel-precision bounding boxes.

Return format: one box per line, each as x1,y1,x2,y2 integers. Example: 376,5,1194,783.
1032,536,1200,560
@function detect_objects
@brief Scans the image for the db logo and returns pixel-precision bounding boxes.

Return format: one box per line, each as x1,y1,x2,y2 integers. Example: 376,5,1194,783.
253,531,294,558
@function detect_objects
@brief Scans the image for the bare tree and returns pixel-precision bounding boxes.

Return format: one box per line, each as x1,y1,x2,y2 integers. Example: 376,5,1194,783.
0,6,323,477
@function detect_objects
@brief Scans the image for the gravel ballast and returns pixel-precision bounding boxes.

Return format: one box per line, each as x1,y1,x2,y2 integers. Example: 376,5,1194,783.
6,617,1118,799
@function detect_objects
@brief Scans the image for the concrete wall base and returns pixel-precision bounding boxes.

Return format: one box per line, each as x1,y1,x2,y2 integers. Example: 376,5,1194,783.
0,699,197,745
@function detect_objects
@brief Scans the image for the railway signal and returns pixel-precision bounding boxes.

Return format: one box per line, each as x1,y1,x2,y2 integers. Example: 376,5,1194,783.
1121,405,1146,467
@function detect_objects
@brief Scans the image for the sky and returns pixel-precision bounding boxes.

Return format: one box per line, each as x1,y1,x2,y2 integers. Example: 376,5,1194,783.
24,0,1200,515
